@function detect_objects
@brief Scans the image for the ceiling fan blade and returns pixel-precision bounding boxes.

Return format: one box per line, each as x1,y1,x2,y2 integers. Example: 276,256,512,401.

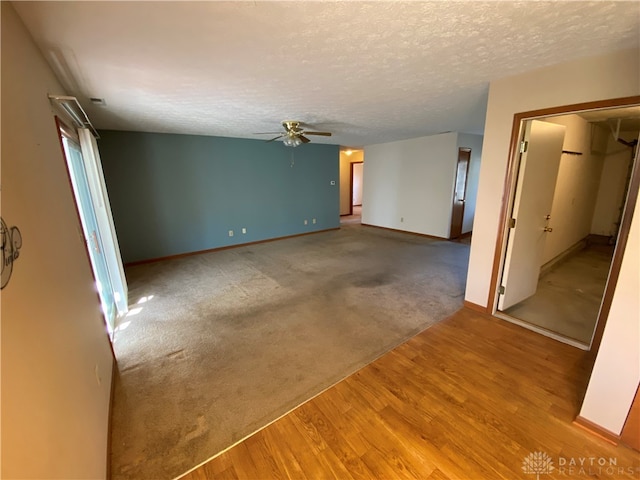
303,131,332,136
299,135,311,143
266,135,283,142
254,132,284,135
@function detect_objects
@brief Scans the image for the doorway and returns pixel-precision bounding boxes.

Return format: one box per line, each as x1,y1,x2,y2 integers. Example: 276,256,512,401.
341,159,363,225
339,149,364,222
55,117,128,337
58,120,117,334
350,161,363,218
450,148,471,239
494,102,640,349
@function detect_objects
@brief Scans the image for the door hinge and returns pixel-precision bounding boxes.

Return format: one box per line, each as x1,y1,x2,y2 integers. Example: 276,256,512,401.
509,218,516,228
499,285,505,295
520,141,528,153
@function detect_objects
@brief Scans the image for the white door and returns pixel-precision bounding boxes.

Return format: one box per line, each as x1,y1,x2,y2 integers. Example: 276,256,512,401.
498,120,566,310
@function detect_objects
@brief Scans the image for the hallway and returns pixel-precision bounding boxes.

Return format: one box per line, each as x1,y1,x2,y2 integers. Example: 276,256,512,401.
340,205,362,225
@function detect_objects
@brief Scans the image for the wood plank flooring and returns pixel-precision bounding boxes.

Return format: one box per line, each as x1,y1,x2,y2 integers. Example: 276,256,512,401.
180,308,640,479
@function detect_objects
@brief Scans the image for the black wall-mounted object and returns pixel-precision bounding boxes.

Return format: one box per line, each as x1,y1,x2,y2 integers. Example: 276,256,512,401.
1,217,22,289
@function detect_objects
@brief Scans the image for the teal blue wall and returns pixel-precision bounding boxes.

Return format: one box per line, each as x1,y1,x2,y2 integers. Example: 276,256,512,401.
98,130,340,263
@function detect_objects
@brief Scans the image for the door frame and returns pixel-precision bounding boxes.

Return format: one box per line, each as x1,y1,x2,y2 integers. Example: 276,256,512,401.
349,161,364,216
450,148,471,239
54,116,126,339
487,95,640,354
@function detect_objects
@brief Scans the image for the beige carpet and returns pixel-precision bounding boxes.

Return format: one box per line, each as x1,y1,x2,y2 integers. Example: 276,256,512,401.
110,224,470,479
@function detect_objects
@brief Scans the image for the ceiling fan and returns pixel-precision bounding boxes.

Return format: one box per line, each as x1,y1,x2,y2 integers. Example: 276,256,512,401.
256,121,332,147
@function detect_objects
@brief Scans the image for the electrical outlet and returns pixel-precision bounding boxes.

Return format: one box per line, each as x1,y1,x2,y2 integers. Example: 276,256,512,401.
304,219,308,225
242,228,247,234
312,218,316,224
228,230,234,237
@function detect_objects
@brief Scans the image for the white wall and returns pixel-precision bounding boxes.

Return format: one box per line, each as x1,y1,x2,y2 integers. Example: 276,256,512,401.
541,115,605,264
465,47,639,436
457,134,484,234
580,192,640,434
591,133,636,237
466,48,640,307
362,132,458,238
339,149,364,215
1,3,114,478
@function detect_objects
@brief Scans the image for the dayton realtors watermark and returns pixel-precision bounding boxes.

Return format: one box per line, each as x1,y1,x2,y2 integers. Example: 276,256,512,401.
522,451,639,478
557,456,636,476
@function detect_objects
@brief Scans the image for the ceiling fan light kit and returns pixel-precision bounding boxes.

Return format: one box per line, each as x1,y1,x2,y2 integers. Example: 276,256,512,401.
283,135,303,147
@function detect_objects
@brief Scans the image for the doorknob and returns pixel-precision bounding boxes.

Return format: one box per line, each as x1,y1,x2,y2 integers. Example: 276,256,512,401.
544,227,553,232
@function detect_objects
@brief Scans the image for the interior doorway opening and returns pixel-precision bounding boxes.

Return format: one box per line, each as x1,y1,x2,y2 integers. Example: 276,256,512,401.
494,102,640,350
350,161,364,221
339,148,364,224
450,148,471,239
351,162,364,212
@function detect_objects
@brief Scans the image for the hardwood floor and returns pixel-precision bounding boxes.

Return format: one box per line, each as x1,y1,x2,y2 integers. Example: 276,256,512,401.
180,309,640,479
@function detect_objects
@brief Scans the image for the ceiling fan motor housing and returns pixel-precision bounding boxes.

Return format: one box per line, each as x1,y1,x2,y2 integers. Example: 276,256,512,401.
283,121,302,133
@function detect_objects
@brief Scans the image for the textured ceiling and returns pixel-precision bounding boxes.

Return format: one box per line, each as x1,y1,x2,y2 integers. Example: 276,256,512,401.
13,1,640,146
